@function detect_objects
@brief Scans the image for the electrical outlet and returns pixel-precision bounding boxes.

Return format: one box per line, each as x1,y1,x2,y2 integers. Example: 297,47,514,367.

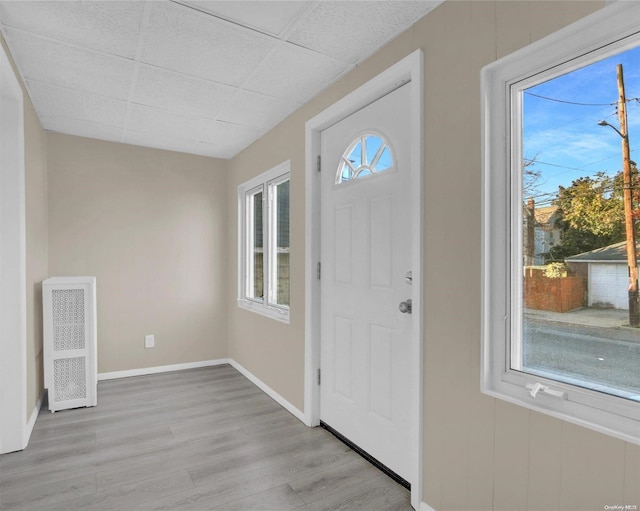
145,334,155,349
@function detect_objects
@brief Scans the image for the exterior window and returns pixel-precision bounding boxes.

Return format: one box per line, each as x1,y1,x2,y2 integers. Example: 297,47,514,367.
238,161,290,322
271,178,290,307
247,188,264,302
482,2,640,444
336,133,394,183
519,46,640,401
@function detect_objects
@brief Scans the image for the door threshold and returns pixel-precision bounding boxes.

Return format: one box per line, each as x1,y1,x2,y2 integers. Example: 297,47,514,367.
320,421,410,490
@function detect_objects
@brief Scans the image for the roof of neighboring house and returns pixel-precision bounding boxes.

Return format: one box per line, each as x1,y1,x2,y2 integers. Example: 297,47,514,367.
566,241,640,262
535,206,559,225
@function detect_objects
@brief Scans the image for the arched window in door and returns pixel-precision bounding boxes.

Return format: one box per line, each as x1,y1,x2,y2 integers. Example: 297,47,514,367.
336,133,394,184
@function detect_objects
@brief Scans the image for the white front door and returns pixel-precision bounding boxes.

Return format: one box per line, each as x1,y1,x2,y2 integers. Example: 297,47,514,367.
320,83,414,482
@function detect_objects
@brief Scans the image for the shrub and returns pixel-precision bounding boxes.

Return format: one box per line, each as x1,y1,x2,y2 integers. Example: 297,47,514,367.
544,262,568,278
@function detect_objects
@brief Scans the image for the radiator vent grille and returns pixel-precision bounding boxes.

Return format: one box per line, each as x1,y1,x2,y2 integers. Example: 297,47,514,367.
53,357,86,402
52,289,85,351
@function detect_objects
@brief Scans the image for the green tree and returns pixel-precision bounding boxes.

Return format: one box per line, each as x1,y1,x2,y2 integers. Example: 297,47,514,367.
547,170,631,260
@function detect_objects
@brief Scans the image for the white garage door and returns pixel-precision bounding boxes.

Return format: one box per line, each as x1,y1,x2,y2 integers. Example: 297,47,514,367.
589,263,628,309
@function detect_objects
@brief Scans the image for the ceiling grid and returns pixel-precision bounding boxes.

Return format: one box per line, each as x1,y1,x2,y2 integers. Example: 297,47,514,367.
0,0,442,159
121,0,154,146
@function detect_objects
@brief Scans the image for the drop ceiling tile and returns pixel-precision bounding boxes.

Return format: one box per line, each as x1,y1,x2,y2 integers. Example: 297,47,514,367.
4,28,134,100
183,1,310,37
0,0,443,160
288,1,438,63
27,81,127,128
41,116,123,143
123,129,197,155
0,1,144,58
243,43,350,103
132,65,236,120
217,89,299,130
201,121,262,149
141,2,276,86
126,104,212,142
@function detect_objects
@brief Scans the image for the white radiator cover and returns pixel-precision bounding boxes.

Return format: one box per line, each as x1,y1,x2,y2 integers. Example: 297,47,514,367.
43,276,97,412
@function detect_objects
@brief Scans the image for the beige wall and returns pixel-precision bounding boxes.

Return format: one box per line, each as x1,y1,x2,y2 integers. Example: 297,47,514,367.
228,1,640,510
227,121,307,409
1,33,49,420
47,134,228,373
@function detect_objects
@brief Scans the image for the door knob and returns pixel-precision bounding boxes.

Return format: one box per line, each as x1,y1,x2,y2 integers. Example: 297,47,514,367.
399,299,412,314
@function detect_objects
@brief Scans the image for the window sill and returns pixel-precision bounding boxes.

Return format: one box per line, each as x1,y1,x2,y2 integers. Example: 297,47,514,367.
482,373,640,445
237,299,290,324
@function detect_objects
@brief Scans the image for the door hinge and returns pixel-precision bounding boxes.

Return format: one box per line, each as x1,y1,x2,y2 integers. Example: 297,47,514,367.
316,155,321,173
317,368,321,385
317,262,321,280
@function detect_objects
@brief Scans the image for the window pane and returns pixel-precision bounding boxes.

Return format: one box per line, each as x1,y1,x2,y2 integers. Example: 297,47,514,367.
336,134,394,184
349,140,363,168
273,179,290,307
518,45,640,400
376,146,392,171
365,135,383,163
249,190,263,301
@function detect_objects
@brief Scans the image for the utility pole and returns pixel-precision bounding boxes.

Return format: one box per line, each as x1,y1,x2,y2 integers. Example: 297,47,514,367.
616,64,639,327
526,198,535,267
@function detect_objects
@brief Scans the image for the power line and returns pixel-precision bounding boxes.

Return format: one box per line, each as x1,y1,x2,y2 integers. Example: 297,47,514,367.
536,160,583,171
576,152,624,169
525,181,622,206
523,155,636,203
528,148,636,174
524,91,640,107
534,159,610,173
524,91,615,106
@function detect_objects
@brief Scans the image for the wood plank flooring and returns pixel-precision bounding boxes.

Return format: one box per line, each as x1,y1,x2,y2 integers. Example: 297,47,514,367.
0,365,412,510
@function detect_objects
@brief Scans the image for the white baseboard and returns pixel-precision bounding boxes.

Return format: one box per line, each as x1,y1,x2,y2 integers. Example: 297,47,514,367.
97,358,232,381
228,359,306,424
420,502,437,511
24,390,44,446
19,360,305,451
96,358,305,426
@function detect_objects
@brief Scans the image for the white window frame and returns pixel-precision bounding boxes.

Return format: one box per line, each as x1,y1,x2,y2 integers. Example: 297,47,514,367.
481,1,640,445
237,161,290,323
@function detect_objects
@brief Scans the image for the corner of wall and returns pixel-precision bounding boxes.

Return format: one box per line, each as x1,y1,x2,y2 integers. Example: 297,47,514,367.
1,28,50,426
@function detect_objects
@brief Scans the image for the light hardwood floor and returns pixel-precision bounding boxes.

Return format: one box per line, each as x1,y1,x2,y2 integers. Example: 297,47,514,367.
0,365,412,510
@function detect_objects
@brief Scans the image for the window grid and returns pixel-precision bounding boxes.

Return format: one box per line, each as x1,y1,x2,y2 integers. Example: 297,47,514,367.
336,133,394,184
238,161,290,323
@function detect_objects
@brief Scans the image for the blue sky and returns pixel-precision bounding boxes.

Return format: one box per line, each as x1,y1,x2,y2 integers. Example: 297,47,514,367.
523,44,640,206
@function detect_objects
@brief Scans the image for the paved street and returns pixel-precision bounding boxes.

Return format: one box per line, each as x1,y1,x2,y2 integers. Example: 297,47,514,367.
523,314,640,398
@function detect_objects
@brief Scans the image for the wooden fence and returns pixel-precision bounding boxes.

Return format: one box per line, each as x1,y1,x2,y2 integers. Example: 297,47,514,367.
523,268,585,313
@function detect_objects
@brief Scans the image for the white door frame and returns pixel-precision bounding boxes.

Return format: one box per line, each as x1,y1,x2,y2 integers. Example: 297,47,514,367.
0,41,27,454
304,49,424,509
